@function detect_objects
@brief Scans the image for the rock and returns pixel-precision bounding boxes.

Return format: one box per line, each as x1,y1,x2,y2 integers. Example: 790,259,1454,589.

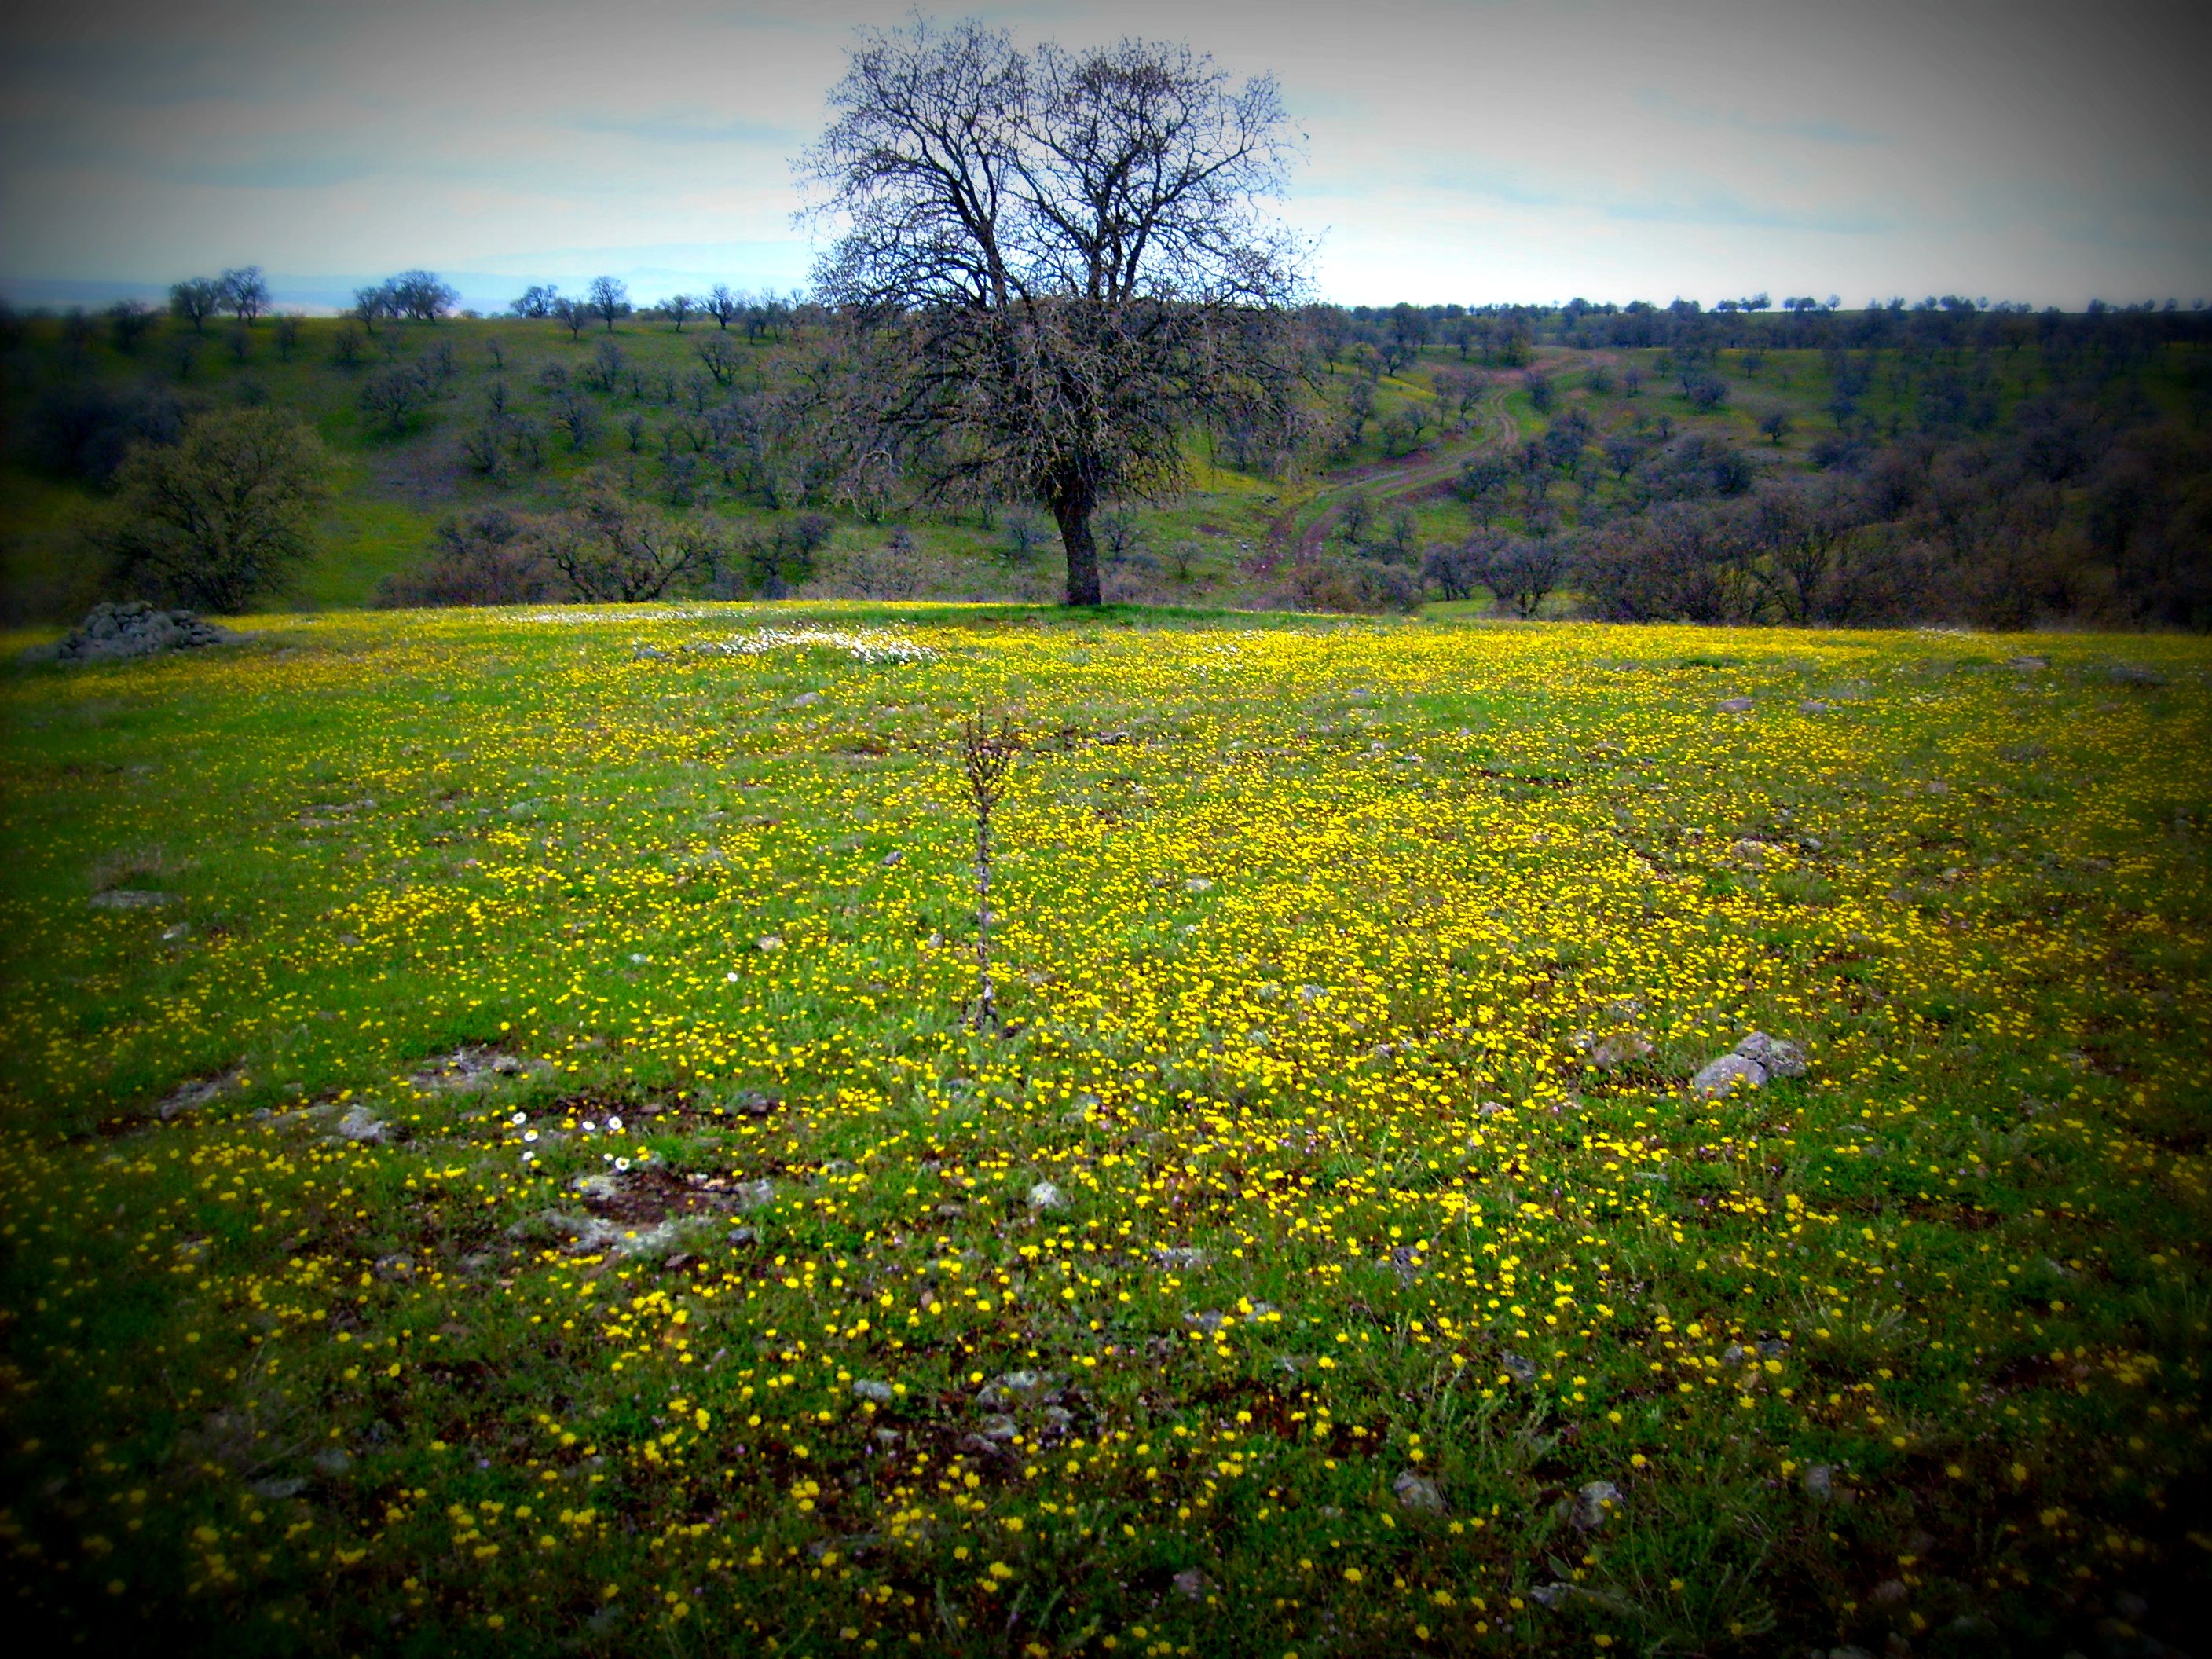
2008,656,2047,671
789,690,822,708
46,601,240,667
731,1179,776,1210
248,1476,307,1500
1803,1463,1833,1502
731,1090,781,1117
1149,1247,1214,1271
571,1174,622,1201
881,850,903,867
1529,1582,1572,1609
89,888,177,910
1026,1181,1068,1211
1392,1470,1446,1513
1573,1480,1621,1529
1799,699,1829,715
631,644,669,661
1691,1053,1767,1097
1734,1031,1807,1079
755,935,785,952
976,1413,1019,1441
2108,664,2164,687
310,1448,353,1477
1183,876,1214,893
1718,696,1755,713
159,1069,240,1119
1184,1309,1227,1336
976,1371,1047,1408
333,1106,391,1144
1588,1031,1653,1071
852,1380,895,1404
1171,1569,1212,1602
1500,1352,1538,1384
1870,1578,1907,1606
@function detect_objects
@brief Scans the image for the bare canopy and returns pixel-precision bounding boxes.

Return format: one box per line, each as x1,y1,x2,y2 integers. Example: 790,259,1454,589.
799,17,1304,606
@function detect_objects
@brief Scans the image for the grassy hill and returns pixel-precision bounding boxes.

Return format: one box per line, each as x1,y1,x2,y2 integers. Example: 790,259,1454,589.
13,305,2198,628
3,604,2207,1653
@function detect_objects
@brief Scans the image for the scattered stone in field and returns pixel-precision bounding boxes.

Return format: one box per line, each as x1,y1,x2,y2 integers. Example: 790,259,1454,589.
1172,1569,1213,1602
1392,1470,1446,1513
1573,1480,1621,1529
1381,1244,1425,1284
1870,1578,1907,1606
1477,1101,1510,1118
249,1476,307,1501
89,888,177,910
881,849,903,866
1799,699,1830,715
731,1179,775,1209
1586,1031,1653,1071
1718,696,1754,712
1500,1352,1538,1384
372,1254,417,1281
571,1174,622,1201
789,690,822,708
1184,1309,1227,1335
631,644,669,661
728,1090,780,1117
158,1068,242,1119
2108,664,2164,687
756,935,785,952
409,1046,548,1093
852,1380,895,1404
25,601,240,667
333,1106,392,1144
1529,1583,1571,1609
976,1414,1019,1441
1027,1181,1068,1210
1734,1031,1807,1078
2009,656,2047,671
1150,1247,1213,1271
310,1448,353,1477
1183,876,1214,893
1692,1053,1764,1096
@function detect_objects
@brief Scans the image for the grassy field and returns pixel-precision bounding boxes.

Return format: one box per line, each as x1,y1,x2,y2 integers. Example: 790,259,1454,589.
2,604,2208,1655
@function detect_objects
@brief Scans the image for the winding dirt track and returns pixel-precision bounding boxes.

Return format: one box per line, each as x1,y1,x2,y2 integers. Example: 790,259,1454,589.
1254,380,1519,571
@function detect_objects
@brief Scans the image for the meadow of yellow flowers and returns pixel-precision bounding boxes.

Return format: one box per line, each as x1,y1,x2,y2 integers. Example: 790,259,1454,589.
1,603,2206,1655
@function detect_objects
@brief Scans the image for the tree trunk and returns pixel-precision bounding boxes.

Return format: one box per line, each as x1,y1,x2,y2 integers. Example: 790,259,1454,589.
1050,482,1102,607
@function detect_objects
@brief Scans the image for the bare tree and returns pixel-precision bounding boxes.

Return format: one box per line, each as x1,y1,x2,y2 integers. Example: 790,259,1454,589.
958,714,1021,1030
219,266,270,323
800,18,1304,606
661,292,694,331
587,276,630,333
540,477,723,600
706,284,742,331
169,276,222,334
108,299,157,353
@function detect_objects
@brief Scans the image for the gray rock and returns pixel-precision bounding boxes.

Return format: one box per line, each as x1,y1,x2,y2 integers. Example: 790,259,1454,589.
1392,1469,1446,1513
731,1090,780,1117
2108,664,2165,687
1500,1352,1538,1384
1573,1479,1621,1529
48,601,240,666
333,1106,391,1144
1719,696,1755,713
309,1448,353,1477
880,850,903,867
1171,1568,1212,1601
1588,1031,1653,1071
2008,656,2047,672
89,888,177,910
1803,1463,1833,1502
1870,1578,1907,1606
631,644,670,661
976,1413,1019,1441
158,1069,240,1119
1692,1052,1768,1097
1799,699,1829,715
1149,1247,1214,1271
248,1476,307,1500
1734,1030,1807,1079
852,1380,895,1404
789,690,822,708
571,1174,622,1201
731,1178,776,1210
1026,1180,1068,1211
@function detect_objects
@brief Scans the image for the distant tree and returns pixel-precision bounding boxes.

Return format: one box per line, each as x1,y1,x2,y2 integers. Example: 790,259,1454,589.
107,299,157,353
271,314,302,361
541,475,724,600
376,508,556,607
168,276,222,334
661,293,694,331
358,361,442,433
219,266,269,323
386,270,459,322
351,283,394,333
1420,538,1483,600
510,284,560,319
587,276,630,332
551,295,593,340
1455,452,1513,526
1524,372,1555,413
1476,533,1569,617
1681,369,1730,412
1337,489,1375,544
1097,504,1146,564
696,332,742,388
1002,505,1050,562
1756,407,1792,446
706,284,741,331
799,17,1303,606
102,408,329,611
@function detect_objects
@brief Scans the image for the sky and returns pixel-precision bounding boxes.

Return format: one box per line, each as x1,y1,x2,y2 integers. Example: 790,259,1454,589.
2,0,2207,313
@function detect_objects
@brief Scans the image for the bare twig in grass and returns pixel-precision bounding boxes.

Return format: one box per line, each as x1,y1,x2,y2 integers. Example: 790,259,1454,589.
959,713,1022,1031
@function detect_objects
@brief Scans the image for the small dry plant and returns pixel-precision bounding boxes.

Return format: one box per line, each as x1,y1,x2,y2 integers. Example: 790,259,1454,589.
958,713,1022,1031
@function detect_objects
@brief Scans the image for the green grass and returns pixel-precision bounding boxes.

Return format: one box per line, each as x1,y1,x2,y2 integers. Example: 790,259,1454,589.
1,605,2207,1654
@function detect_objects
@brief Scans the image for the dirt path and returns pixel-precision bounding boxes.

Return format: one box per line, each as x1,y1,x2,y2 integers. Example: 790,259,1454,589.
1254,379,1519,571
